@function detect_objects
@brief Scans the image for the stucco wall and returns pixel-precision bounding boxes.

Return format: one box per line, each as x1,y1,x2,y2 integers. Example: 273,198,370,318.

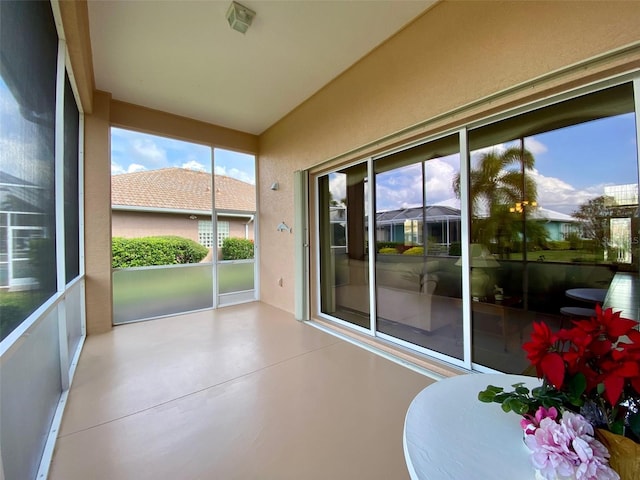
111,211,255,243
258,0,640,314
84,91,113,335
112,211,199,241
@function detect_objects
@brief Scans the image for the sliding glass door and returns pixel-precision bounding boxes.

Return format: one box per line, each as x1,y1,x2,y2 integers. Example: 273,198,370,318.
316,77,639,372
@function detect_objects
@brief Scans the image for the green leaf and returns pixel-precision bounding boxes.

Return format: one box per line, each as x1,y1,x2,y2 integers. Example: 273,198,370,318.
628,412,640,438
478,391,496,403
566,373,587,400
485,385,504,394
501,402,513,413
493,393,510,403
515,386,530,395
510,399,529,415
609,419,625,436
597,383,605,395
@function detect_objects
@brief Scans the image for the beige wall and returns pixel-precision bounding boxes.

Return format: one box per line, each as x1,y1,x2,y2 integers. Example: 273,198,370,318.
112,212,199,241
112,211,255,243
258,1,640,314
110,100,258,154
84,90,113,335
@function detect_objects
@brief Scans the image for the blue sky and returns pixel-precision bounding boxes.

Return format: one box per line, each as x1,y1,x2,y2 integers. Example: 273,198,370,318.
371,113,638,214
111,127,255,185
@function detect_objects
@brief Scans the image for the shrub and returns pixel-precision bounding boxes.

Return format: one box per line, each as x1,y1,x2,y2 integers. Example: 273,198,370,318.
448,242,461,256
403,246,424,256
0,291,42,341
222,237,254,260
566,232,582,250
378,247,399,254
376,241,403,251
112,236,209,268
547,240,570,251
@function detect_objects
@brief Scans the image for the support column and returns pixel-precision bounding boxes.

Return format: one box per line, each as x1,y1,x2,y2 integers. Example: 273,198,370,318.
84,90,112,334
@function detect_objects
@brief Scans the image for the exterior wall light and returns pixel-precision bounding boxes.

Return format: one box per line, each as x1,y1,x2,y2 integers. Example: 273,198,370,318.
509,200,537,213
226,1,256,34
270,182,279,191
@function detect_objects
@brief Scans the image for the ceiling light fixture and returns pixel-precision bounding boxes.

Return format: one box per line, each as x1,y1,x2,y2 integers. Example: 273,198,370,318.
226,1,256,34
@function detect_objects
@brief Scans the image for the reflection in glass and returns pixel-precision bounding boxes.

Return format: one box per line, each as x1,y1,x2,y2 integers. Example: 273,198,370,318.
468,83,639,373
64,74,80,283
0,0,58,340
374,134,463,359
319,166,371,329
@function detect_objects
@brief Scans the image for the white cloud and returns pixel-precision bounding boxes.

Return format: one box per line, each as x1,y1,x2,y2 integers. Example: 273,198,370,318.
111,163,146,175
529,168,602,214
127,163,146,173
182,160,206,171
214,165,255,184
328,172,347,204
425,158,458,204
471,137,548,163
111,163,125,175
524,137,548,155
131,138,166,165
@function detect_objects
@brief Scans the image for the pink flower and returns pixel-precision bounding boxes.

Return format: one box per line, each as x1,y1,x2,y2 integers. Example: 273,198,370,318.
524,412,619,480
521,406,558,435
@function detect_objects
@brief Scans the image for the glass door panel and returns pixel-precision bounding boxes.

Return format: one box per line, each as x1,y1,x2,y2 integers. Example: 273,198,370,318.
212,148,256,307
318,165,371,330
216,211,256,306
374,134,463,359
468,82,638,372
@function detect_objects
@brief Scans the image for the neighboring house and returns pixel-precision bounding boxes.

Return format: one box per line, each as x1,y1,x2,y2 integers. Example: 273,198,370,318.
529,207,581,242
111,168,255,258
370,204,578,249
0,171,49,289
374,206,462,251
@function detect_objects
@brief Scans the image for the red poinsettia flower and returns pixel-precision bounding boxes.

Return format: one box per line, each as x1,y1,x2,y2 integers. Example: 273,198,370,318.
573,304,638,340
523,321,556,365
556,327,591,373
523,307,639,406
523,322,565,388
599,352,640,405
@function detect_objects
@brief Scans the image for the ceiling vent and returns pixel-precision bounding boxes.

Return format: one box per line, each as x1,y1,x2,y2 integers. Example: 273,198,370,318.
226,1,256,34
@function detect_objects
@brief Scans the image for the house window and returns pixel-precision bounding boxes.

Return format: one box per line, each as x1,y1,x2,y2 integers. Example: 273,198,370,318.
198,220,214,248
217,221,229,247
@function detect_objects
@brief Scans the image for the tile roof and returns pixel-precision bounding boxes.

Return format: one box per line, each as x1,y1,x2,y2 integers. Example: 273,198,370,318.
111,168,255,212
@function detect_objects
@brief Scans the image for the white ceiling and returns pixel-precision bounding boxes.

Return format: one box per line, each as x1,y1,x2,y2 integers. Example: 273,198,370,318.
88,0,435,135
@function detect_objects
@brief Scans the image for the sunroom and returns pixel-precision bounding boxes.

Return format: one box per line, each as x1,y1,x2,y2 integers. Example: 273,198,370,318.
1,1,639,479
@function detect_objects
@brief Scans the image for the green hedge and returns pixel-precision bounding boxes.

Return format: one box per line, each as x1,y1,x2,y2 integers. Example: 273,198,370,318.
222,237,254,260
547,240,571,251
376,241,403,251
112,236,209,268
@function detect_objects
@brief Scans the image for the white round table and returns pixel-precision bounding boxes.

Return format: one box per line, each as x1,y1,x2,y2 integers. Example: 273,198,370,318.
403,373,541,480
565,288,607,304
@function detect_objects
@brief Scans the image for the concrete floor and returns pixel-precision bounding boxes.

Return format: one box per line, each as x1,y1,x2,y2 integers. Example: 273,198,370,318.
49,302,435,480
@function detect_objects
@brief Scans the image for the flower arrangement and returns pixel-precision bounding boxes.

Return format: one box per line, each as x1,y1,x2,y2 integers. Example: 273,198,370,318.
478,305,640,480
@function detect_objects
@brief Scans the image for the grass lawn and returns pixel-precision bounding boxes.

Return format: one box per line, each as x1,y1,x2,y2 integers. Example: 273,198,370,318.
504,249,606,263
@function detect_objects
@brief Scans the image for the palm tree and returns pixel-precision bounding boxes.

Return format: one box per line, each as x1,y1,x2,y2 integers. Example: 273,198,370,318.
453,144,539,257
